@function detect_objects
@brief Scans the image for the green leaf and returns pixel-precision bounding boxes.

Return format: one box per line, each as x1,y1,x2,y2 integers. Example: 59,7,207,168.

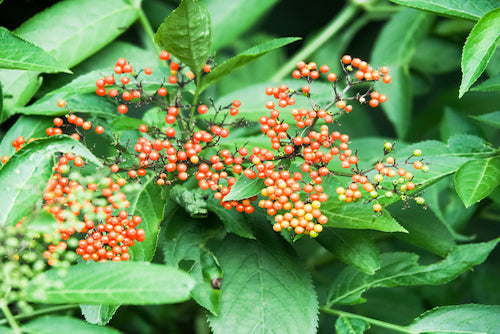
460,8,500,98
80,304,120,326
209,0,280,50
0,115,53,157
335,316,370,334
0,27,70,73
371,8,433,138
154,0,211,75
389,0,498,21
164,209,222,314
317,229,380,275
208,213,318,333
455,157,500,207
327,238,499,306
0,0,139,121
171,185,208,218
409,304,500,333
471,110,500,128
127,177,168,261
471,75,500,92
412,37,461,74
322,200,408,233
23,315,122,334
0,135,101,227
206,197,254,239
223,176,265,202
440,107,482,142
199,37,300,93
27,262,194,305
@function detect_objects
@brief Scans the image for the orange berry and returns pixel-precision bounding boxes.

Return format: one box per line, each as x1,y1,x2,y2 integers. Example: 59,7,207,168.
342,55,352,64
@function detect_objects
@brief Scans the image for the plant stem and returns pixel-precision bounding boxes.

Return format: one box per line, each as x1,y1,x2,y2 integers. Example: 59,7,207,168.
319,306,419,334
271,4,359,82
0,304,79,326
0,299,21,334
137,7,162,56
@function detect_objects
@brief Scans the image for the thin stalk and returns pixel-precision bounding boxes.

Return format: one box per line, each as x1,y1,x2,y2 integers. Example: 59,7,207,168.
0,304,79,326
137,7,163,57
319,307,419,334
0,300,21,334
271,5,358,82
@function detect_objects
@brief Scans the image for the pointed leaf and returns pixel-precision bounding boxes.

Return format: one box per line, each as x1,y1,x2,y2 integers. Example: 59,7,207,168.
327,238,499,306
154,0,211,75
24,316,122,334
208,213,318,333
206,197,254,239
317,229,380,275
409,304,500,333
0,27,70,73
471,110,500,128
27,262,194,305
455,157,500,207
0,115,54,157
335,316,370,334
199,37,300,93
0,135,101,227
223,176,265,202
460,8,500,97
80,304,120,326
389,0,497,21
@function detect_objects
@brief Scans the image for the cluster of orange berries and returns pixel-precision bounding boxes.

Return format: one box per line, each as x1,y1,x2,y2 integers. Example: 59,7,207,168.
42,163,144,265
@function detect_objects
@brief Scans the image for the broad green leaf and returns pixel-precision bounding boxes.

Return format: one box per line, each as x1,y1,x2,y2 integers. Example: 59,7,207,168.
446,134,493,154
440,107,482,142
389,0,498,21
322,200,408,233
199,37,300,93
335,316,370,334
0,0,139,121
164,209,222,314
317,229,380,275
455,157,500,207
471,75,500,92
15,93,118,118
223,176,265,201
171,185,208,218
27,262,194,304
371,9,433,138
209,0,280,50
110,116,146,133
0,326,12,334
23,315,122,334
409,304,500,333
0,27,70,73
471,110,500,128
80,304,120,326
327,238,499,306
208,213,318,333
154,0,211,75
412,37,461,74
206,197,254,239
0,135,101,227
127,177,168,261
0,115,53,157
460,8,500,97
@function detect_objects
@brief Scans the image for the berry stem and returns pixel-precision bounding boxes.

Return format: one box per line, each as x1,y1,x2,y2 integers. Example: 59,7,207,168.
0,298,21,334
271,4,358,82
318,306,419,334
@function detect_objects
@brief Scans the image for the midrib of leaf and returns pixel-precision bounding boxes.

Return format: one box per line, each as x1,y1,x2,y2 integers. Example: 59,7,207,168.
468,159,490,201
184,5,197,73
334,232,374,273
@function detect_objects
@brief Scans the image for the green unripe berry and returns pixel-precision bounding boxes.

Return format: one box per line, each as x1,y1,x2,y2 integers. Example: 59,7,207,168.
385,191,393,198
370,190,378,198
339,194,347,201
384,142,393,152
400,195,407,201
415,197,425,205
413,149,422,156
421,165,429,173
309,231,319,238
398,177,405,184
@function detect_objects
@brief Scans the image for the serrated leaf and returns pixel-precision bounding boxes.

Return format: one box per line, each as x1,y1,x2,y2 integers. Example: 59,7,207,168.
80,304,120,326
163,209,222,314
327,238,499,306
389,0,497,21
409,304,500,333
223,176,265,202
0,115,53,157
471,110,500,128
208,213,318,333
27,262,194,304
460,8,500,97
317,229,380,275
23,315,122,334
455,157,500,207
154,0,211,75
335,316,370,334
0,0,139,121
0,27,70,73
170,185,208,218
199,37,300,93
209,0,280,50
127,177,168,261
206,197,254,239
0,135,101,227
